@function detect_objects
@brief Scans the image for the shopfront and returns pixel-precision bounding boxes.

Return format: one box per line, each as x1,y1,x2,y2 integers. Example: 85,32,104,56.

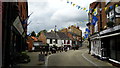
100,28,120,63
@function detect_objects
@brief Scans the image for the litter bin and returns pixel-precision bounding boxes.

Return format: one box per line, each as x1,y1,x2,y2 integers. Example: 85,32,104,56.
39,54,45,62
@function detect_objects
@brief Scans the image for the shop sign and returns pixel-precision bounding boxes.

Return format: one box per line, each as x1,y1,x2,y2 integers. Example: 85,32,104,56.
13,16,24,35
115,6,120,13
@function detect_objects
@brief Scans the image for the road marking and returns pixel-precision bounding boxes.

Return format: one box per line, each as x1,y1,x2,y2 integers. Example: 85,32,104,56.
45,54,56,66
82,51,98,66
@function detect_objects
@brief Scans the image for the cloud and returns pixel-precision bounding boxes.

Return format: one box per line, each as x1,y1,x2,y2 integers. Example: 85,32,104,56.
27,0,95,36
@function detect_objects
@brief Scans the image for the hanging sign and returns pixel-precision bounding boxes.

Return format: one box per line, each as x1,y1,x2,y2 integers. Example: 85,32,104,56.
13,16,24,35
115,6,120,13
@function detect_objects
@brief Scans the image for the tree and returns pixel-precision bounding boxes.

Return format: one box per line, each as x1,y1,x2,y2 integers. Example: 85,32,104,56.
31,31,36,37
36,30,47,37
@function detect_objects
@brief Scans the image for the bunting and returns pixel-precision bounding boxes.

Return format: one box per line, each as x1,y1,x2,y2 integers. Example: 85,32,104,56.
66,0,117,14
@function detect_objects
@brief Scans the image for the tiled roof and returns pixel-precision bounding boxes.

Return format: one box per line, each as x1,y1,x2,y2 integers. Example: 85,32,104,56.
44,32,70,40
44,32,60,39
57,32,70,40
68,32,80,36
31,36,38,41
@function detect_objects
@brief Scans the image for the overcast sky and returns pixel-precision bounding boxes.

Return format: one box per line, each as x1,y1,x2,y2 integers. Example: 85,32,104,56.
27,0,96,35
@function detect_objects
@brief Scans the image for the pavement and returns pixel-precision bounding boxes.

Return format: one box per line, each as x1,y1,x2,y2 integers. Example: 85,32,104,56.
17,52,46,66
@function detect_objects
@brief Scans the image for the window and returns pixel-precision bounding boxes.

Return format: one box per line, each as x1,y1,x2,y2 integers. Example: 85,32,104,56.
110,37,116,60
55,39,57,44
94,22,98,32
50,39,52,44
64,40,66,44
116,35,120,61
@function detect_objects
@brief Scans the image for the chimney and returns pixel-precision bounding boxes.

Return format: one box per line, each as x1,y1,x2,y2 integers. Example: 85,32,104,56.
77,26,79,29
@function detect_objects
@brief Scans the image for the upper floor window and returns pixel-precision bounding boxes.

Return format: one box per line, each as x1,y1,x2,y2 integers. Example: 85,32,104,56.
94,22,98,33
55,39,57,44
50,39,52,44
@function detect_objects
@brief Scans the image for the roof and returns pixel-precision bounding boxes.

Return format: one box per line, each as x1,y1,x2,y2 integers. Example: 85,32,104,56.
44,32,70,40
31,36,38,41
68,32,80,36
44,32,60,39
57,32,70,40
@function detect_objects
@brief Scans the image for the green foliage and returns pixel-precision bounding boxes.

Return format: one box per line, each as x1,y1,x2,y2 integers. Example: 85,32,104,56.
36,30,47,37
31,31,36,37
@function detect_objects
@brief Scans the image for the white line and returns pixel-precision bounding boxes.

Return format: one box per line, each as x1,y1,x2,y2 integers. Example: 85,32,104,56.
82,51,98,66
45,54,56,66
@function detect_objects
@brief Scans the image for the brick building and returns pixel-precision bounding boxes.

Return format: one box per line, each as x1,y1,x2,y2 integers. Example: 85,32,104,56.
2,1,28,67
88,0,120,65
60,25,82,48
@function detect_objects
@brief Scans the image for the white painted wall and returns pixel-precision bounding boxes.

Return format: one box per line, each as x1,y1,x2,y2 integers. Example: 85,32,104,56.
47,39,72,47
91,40,102,57
47,39,50,44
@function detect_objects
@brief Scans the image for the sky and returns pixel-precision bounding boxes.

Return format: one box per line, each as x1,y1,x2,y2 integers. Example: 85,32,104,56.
27,0,96,36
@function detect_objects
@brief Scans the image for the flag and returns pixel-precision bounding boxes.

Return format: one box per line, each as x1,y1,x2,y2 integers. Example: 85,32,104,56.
89,8,92,11
78,6,80,9
91,16,98,26
86,28,90,33
83,8,86,10
86,10,88,12
85,34,89,39
80,22,82,23
76,5,78,7
73,4,75,6
110,6,113,9
94,9,97,11
67,0,69,3
105,7,107,11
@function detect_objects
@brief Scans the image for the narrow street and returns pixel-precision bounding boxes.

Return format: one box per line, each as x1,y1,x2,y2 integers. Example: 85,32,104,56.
46,48,113,66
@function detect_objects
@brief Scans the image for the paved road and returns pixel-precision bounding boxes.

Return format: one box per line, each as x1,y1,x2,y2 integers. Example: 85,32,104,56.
46,48,114,67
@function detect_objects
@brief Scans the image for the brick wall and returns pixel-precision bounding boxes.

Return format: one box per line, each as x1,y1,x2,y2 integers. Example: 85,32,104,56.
38,32,46,44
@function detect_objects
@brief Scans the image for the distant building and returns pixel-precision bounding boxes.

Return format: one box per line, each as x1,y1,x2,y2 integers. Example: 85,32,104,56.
60,25,82,47
38,32,71,47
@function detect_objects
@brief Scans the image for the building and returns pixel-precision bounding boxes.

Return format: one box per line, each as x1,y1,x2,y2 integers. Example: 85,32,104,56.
60,25,82,48
88,0,120,65
38,32,71,47
2,1,28,67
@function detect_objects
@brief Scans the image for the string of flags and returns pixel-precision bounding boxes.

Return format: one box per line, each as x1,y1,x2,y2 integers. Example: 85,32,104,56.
66,0,119,14
84,28,90,39
67,0,89,13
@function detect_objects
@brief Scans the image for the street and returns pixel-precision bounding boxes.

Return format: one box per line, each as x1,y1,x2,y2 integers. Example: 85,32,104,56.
17,44,118,68
46,48,113,66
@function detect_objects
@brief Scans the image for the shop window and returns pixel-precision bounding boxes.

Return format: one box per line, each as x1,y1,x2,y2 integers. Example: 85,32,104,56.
110,37,116,60
55,39,57,44
64,40,66,44
94,22,98,32
116,35,120,61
